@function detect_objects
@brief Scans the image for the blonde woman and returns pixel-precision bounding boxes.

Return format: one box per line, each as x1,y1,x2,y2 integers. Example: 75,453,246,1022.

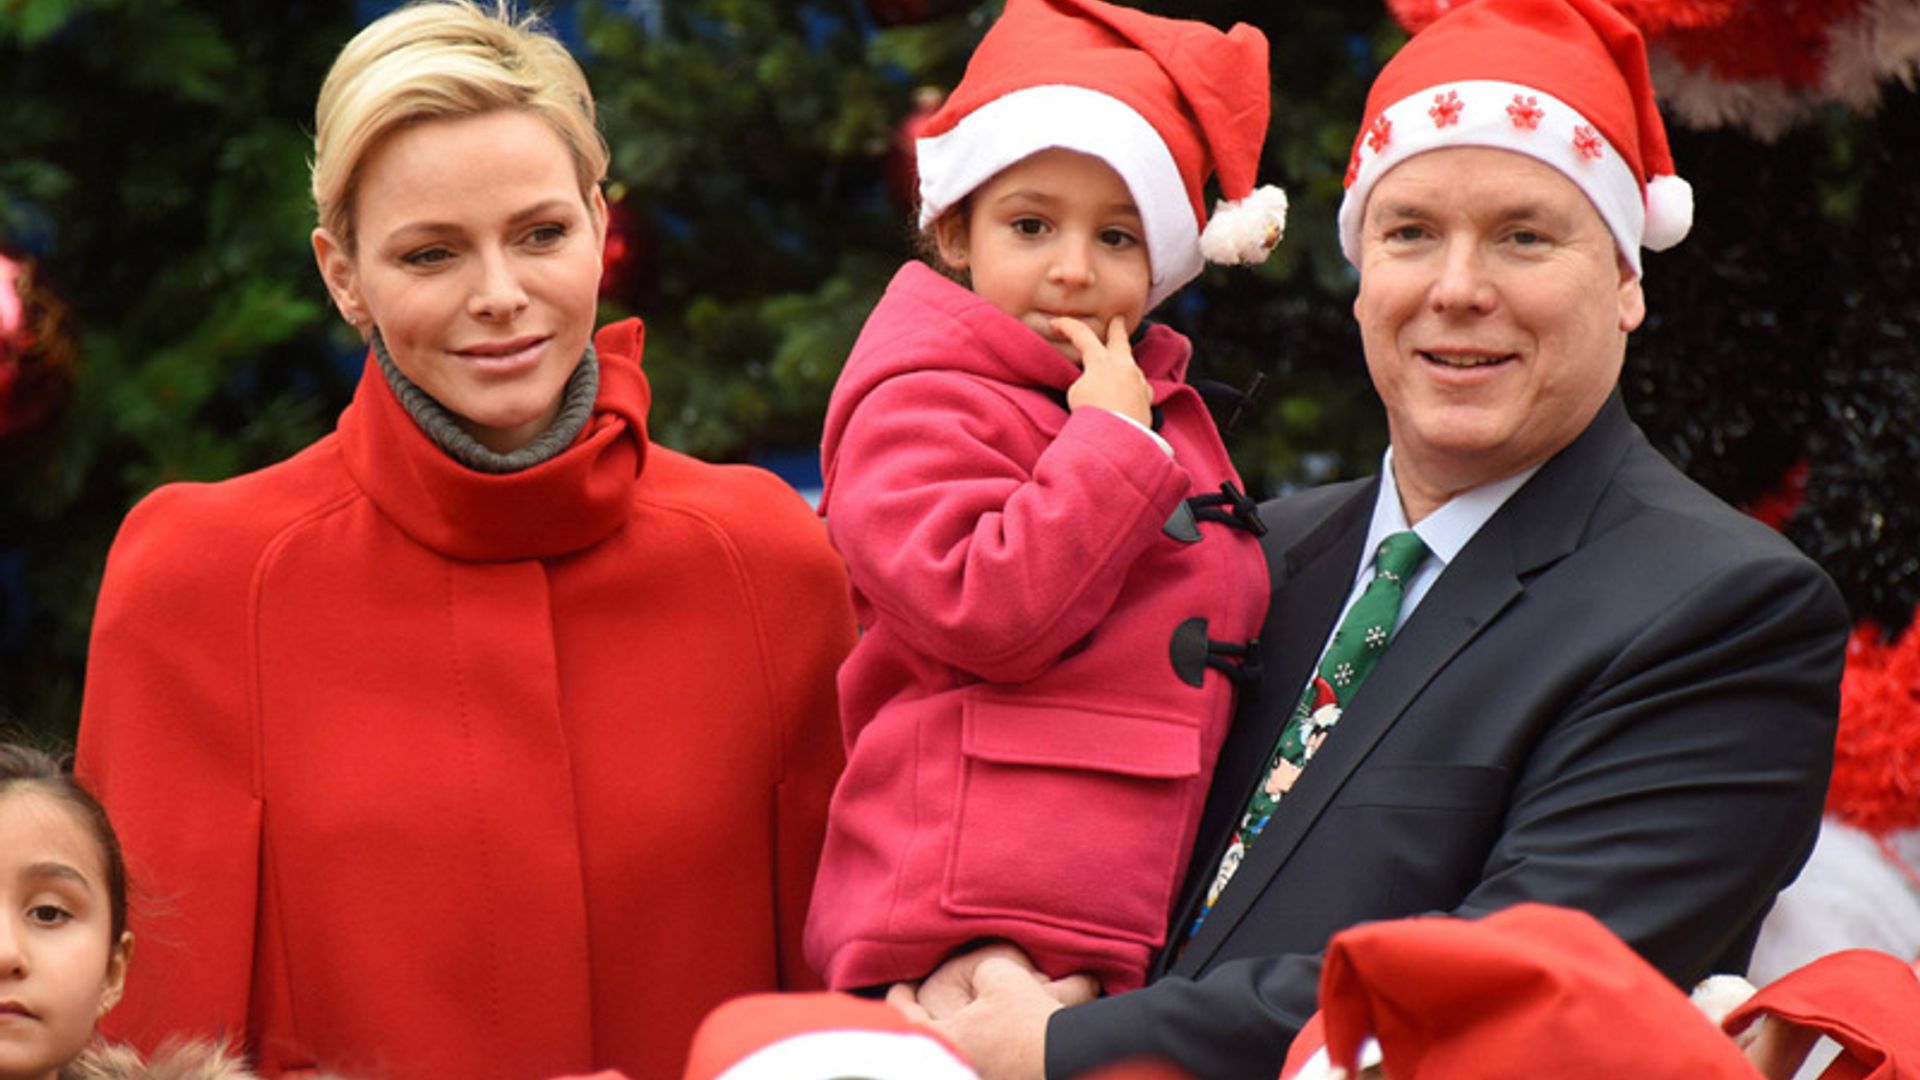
75,4,854,1076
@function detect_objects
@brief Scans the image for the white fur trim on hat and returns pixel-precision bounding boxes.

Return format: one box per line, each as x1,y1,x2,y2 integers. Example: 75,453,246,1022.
1201,183,1289,265
1338,80,1649,277
1285,1035,1384,1080
915,84,1202,310
713,1029,980,1080
1690,974,1759,1026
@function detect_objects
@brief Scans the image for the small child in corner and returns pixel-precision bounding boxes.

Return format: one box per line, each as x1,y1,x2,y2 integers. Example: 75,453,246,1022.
805,0,1289,996
0,741,279,1080
1,740,136,1080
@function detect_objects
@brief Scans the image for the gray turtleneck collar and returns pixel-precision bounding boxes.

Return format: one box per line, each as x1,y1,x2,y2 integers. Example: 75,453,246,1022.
373,330,599,474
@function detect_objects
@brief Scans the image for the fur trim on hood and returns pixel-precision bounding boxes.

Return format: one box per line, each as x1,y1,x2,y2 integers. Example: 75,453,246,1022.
64,1041,266,1080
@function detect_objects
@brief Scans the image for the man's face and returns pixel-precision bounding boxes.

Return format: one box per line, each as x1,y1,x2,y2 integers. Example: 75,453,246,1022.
1353,147,1645,518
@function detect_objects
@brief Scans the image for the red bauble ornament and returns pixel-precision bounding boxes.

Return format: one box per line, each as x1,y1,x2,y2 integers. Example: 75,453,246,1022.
865,0,972,28
0,251,77,447
598,185,655,307
886,85,947,214
1743,459,1811,532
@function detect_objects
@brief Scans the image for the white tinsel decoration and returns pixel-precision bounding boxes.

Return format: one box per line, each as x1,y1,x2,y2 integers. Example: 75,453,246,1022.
1650,0,1920,141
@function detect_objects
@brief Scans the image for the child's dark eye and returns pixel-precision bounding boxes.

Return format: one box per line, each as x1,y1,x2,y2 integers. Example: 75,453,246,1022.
25,903,72,926
1010,217,1046,237
1099,228,1139,248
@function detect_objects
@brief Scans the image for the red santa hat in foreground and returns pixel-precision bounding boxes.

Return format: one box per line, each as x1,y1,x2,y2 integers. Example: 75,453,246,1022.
1722,948,1920,1080
1337,0,1693,278
1283,903,1920,1080
914,0,1288,311
680,992,978,1080
1282,904,1755,1080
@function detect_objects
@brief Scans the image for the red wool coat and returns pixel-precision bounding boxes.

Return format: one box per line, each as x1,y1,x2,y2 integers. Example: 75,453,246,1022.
803,264,1269,993
77,320,855,1079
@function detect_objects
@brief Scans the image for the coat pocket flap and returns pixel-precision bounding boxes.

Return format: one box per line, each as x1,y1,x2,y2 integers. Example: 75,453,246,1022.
962,694,1201,779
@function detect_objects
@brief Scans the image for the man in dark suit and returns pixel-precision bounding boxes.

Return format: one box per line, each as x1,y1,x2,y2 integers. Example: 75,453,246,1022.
891,1,1851,1077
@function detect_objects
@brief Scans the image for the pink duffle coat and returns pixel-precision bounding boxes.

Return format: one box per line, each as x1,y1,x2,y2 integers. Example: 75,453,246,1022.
803,263,1270,993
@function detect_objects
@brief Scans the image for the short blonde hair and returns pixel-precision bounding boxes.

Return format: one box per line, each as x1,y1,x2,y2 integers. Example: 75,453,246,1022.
311,0,609,252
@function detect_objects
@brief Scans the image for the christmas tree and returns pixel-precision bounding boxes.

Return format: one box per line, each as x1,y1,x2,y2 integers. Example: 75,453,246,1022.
4,0,1916,754
2,0,356,736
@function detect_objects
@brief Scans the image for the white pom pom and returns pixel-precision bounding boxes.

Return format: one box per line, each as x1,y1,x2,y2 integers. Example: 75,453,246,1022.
1689,973,1757,1024
1200,184,1289,265
1643,173,1694,252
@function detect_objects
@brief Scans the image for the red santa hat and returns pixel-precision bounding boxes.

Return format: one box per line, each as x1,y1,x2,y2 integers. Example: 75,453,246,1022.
1337,0,1693,279
914,0,1288,310
1723,948,1920,1080
680,992,979,1080
1286,904,1757,1080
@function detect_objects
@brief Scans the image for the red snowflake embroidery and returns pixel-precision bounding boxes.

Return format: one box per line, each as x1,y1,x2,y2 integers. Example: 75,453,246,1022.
1507,94,1544,131
1366,113,1393,153
1429,90,1463,128
1572,124,1605,160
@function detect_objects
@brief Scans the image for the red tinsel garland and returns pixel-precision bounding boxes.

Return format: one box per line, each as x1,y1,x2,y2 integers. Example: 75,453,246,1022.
1658,0,1875,87
1385,0,1740,37
1385,0,1920,139
1830,621,1920,836
1735,461,1912,834
1738,461,1918,837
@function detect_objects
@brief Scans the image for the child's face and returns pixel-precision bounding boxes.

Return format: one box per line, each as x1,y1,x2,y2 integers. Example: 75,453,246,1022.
0,790,131,1080
936,148,1152,362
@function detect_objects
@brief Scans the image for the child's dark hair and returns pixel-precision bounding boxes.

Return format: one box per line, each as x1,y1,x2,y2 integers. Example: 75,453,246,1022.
913,197,971,287
0,741,129,942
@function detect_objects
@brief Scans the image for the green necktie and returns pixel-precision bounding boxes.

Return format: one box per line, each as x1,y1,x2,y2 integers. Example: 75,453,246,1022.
1188,529,1429,938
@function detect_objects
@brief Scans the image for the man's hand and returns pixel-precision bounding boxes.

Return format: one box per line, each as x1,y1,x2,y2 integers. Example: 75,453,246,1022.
889,941,1098,1019
884,942,1098,1080
893,954,1094,1080
887,941,1030,1018
1062,316,1153,429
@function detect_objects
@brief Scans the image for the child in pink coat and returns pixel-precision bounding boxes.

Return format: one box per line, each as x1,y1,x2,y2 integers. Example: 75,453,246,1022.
805,0,1290,996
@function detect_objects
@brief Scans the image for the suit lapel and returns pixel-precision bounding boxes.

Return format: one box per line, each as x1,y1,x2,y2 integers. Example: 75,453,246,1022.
1170,393,1641,976
1214,483,1375,840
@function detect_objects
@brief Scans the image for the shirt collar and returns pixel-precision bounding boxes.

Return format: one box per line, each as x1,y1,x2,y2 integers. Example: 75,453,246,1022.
1357,446,1541,583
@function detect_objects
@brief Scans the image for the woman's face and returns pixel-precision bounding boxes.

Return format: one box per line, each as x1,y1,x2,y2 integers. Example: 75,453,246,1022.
0,789,132,1080
314,109,607,454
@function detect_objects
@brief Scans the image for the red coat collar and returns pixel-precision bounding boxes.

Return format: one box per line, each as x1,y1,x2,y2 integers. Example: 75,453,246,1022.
337,319,651,561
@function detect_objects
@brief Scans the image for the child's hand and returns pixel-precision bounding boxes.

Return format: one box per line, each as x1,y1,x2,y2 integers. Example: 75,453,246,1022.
1061,316,1153,430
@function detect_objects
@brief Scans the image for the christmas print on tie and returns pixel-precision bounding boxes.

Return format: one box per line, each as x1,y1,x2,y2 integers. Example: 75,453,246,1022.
1189,530,1428,939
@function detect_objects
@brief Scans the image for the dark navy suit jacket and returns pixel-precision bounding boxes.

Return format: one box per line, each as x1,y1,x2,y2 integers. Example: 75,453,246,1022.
1048,394,1849,1079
